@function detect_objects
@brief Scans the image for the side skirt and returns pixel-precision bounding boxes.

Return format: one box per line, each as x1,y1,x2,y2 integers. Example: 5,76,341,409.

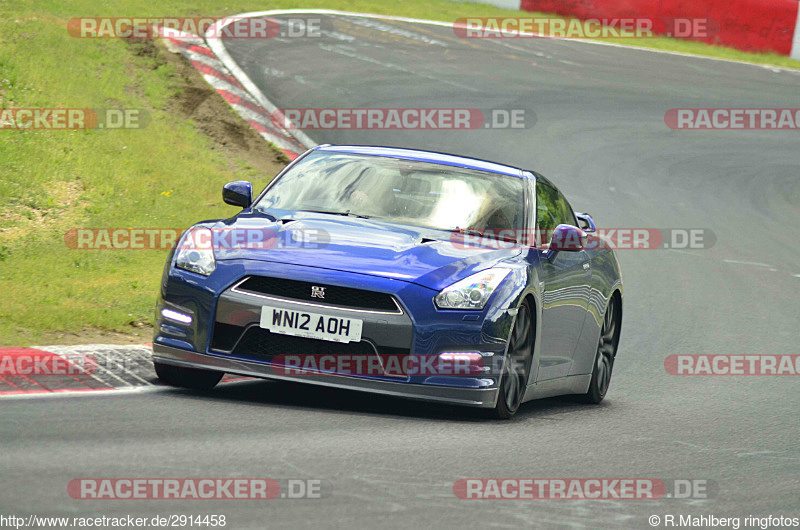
522,374,592,402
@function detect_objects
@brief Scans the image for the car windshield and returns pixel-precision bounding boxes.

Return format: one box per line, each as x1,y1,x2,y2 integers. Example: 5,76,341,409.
255,151,525,232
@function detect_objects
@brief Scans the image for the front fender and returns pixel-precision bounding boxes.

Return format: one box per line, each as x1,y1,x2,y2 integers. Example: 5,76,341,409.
477,252,544,385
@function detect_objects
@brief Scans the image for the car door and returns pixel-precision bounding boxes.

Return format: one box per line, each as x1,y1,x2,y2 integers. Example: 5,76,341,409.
533,177,591,381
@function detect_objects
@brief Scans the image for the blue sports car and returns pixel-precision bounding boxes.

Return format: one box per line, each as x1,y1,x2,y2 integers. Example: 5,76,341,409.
152,145,623,418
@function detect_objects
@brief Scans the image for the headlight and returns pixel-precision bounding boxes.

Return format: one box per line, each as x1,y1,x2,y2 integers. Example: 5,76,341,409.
435,268,511,310
175,227,216,276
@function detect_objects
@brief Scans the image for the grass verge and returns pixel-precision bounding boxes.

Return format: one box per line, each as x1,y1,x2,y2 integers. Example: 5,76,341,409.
1,0,797,346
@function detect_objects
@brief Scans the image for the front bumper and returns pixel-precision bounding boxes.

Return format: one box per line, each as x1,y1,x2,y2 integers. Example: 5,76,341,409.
154,260,525,409
152,343,500,408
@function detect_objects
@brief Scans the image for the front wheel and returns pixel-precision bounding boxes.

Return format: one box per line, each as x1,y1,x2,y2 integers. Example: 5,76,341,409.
579,295,619,404
492,300,534,419
154,361,223,390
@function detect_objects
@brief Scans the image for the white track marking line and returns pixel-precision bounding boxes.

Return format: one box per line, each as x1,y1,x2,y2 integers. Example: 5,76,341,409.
202,77,253,101
53,352,109,388
0,386,166,400
723,259,776,269
205,18,318,149
204,9,799,154
207,9,800,76
0,378,258,401
92,348,155,386
112,363,153,386
486,38,553,57
34,344,152,353
228,104,272,126
85,358,137,387
179,48,225,69
315,42,480,91
664,248,710,258
37,345,155,387
793,8,800,61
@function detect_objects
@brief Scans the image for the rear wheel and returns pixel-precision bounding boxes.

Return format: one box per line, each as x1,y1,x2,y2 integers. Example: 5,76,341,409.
154,361,223,390
580,295,619,404
492,299,534,419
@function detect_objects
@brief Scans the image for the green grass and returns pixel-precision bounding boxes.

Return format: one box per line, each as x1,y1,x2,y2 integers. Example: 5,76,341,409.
1,0,798,346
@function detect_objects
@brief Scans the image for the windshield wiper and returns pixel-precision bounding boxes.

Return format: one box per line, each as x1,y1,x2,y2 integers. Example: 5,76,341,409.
251,207,278,222
302,209,372,219
450,227,519,244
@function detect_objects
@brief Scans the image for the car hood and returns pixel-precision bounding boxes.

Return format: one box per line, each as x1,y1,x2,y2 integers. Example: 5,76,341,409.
209,214,521,291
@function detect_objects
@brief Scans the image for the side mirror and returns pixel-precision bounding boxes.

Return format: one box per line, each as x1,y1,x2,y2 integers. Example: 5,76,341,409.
575,212,596,233
549,224,587,251
222,181,252,208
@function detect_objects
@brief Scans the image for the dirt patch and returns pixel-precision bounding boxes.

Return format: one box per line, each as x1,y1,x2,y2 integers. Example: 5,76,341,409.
11,325,153,348
39,38,289,347
0,181,88,242
137,37,290,174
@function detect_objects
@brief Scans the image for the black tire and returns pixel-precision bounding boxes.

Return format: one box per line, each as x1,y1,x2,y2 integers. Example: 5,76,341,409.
154,361,223,390
579,295,620,404
491,299,534,419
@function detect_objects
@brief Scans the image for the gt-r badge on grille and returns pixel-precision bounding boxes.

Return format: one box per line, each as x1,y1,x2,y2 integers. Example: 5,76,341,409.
311,286,326,299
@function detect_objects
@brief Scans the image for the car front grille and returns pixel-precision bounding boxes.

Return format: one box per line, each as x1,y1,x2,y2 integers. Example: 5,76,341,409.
225,327,409,378
232,327,378,358
233,276,400,313
210,322,244,352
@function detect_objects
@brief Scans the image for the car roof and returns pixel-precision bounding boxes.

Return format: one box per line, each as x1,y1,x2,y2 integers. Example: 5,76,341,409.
314,145,527,178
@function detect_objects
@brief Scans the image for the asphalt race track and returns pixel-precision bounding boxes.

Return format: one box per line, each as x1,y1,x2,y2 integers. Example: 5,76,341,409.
2,13,799,528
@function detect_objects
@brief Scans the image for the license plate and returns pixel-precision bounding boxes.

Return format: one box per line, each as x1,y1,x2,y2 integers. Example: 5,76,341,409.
259,306,363,343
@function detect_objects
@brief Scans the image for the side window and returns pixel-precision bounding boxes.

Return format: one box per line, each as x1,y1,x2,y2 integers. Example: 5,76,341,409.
557,188,578,227
535,180,577,243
